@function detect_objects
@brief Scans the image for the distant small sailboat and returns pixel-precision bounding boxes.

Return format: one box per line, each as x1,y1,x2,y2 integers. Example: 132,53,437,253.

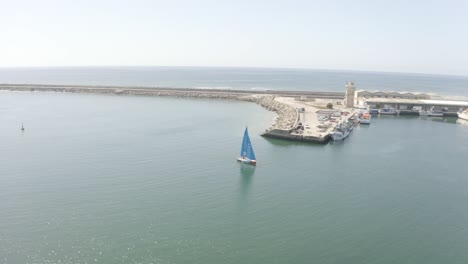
21,122,25,131
237,127,256,165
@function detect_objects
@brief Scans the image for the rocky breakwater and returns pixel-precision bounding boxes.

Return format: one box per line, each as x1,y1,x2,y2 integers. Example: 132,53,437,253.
89,89,298,130
244,96,297,130
0,84,297,130
114,89,297,129
140,91,297,130
119,90,297,129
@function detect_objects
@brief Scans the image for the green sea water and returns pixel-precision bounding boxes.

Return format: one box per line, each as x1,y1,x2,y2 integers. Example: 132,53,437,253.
1,92,468,264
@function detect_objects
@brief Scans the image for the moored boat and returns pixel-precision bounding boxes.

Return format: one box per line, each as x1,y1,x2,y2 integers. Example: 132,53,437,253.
329,121,353,141
379,108,397,115
420,108,444,117
419,110,429,116
458,109,468,120
359,112,371,124
330,129,349,140
428,111,444,117
237,127,257,165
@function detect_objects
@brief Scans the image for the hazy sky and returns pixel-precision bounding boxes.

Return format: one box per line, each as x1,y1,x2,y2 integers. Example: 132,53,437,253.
1,0,467,75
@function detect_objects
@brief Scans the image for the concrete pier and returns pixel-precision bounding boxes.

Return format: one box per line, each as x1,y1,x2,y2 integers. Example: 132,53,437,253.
261,97,355,143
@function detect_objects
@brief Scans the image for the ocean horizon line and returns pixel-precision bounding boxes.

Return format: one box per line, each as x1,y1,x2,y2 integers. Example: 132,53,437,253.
0,65,467,79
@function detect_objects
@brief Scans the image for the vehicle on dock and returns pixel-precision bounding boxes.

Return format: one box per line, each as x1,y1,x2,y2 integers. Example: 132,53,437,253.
379,108,397,115
331,111,342,117
359,112,371,124
458,109,468,120
237,127,256,165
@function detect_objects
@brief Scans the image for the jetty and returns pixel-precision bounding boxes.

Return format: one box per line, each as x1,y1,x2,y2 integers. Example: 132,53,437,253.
2,82,468,144
260,97,355,144
0,84,344,99
0,83,349,144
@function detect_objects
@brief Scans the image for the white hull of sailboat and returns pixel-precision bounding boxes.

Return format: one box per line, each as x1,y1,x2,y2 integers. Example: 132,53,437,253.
237,157,257,165
238,127,257,165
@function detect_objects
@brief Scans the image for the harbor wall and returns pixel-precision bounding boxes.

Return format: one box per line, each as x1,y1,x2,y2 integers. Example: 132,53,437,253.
0,83,302,131
0,84,345,99
261,129,330,144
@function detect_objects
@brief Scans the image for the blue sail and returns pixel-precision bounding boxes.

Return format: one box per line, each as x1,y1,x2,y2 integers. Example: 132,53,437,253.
240,127,256,160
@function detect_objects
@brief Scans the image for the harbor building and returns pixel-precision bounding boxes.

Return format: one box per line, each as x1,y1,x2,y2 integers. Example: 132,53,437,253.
346,82,468,114
360,98,468,113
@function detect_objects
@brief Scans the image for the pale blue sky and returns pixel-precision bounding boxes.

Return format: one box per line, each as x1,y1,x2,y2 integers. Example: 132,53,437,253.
1,0,467,75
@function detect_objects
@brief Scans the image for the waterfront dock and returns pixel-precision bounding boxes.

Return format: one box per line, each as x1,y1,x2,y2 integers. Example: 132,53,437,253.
261,97,355,144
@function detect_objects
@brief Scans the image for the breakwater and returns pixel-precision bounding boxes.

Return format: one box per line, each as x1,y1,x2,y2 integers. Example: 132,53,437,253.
0,84,345,98
0,83,330,131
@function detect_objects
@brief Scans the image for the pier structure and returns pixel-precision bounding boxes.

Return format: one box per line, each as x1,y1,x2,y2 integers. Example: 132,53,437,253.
0,83,354,144
261,97,355,144
3,82,468,144
0,84,345,99
351,87,468,116
360,98,468,116
0,84,348,143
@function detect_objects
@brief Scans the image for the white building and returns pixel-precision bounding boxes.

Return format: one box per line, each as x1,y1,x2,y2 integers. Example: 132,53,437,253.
344,82,468,112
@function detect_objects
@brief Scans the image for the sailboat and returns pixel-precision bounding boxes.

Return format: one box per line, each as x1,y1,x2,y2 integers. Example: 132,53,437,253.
21,122,25,131
237,127,257,165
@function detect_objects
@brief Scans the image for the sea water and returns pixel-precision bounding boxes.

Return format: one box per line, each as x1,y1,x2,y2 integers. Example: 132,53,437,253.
1,91,468,263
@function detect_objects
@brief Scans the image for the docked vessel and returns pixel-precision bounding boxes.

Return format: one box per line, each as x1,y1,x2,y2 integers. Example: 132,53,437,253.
359,112,371,124
329,121,353,141
419,109,443,117
379,108,397,115
237,127,257,165
458,109,468,120
428,111,444,117
419,110,429,116
369,109,379,115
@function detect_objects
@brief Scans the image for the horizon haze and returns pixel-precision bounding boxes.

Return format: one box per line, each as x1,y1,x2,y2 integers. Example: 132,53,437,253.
1,0,468,76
